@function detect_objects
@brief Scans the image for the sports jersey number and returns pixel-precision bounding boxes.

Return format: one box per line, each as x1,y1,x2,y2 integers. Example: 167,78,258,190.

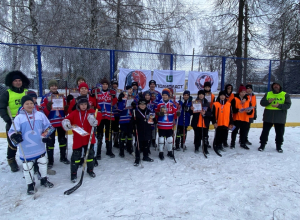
24,130,38,148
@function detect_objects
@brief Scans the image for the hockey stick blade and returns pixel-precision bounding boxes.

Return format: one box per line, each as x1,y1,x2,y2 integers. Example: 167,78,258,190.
202,145,208,158
213,145,222,157
64,171,84,195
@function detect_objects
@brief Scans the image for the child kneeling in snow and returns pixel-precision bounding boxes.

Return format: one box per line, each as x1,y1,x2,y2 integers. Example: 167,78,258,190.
8,95,54,195
62,96,101,183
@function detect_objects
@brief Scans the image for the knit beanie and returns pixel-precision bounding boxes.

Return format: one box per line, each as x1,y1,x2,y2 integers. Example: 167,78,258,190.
204,82,211,88
76,96,90,111
198,90,205,96
218,90,226,97
21,95,34,106
76,76,86,84
112,80,118,85
100,78,110,85
126,85,132,90
78,82,89,90
48,80,58,88
162,88,171,97
138,98,147,105
149,80,156,87
183,90,190,96
238,84,247,93
27,90,37,99
245,84,253,90
132,82,138,87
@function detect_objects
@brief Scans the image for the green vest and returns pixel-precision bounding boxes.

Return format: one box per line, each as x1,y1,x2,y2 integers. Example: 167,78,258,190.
8,89,28,117
266,91,286,110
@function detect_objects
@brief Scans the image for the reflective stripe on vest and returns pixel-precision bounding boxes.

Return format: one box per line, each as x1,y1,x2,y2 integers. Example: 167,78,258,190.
8,89,28,117
265,91,286,110
213,102,231,127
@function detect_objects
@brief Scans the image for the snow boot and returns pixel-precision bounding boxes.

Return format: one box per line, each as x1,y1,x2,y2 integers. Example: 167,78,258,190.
134,158,140,166
175,137,181,151
40,177,54,188
159,152,164,160
113,132,119,148
276,144,283,153
119,147,125,158
27,182,35,195
167,151,174,159
71,173,77,183
258,144,265,151
195,145,200,153
7,157,19,172
60,146,70,164
142,146,153,162
245,139,252,145
240,144,250,150
87,170,96,178
230,141,235,149
106,141,115,158
223,142,229,148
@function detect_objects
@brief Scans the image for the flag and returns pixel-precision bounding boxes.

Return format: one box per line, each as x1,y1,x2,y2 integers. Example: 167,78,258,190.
118,68,152,91
188,71,219,93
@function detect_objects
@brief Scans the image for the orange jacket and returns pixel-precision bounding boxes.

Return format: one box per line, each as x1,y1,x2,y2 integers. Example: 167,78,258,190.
212,101,232,127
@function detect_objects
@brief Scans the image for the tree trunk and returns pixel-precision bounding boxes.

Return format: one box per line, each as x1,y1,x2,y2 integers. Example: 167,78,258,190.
243,0,249,85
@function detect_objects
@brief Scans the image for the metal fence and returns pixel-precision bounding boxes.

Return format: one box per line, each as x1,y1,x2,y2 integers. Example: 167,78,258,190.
1,42,300,96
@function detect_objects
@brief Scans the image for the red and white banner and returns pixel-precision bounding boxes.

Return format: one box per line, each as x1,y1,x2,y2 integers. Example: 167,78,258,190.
188,71,219,93
118,68,152,91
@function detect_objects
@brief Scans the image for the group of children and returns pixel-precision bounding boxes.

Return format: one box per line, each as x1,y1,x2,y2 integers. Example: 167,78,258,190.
9,76,257,195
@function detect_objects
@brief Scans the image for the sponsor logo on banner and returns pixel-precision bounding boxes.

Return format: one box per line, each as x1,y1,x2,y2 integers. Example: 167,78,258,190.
125,70,147,90
195,74,215,90
166,75,173,82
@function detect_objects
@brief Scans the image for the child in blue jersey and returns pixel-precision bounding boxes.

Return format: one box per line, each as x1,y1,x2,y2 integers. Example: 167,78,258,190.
8,95,54,195
117,85,136,157
144,91,157,149
175,90,193,151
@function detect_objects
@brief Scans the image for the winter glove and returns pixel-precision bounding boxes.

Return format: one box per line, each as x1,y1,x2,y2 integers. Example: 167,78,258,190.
42,137,51,144
11,132,23,145
67,94,74,103
46,101,53,111
118,93,125,101
87,114,98,127
131,102,137,109
158,111,164,116
62,119,72,131
176,111,181,117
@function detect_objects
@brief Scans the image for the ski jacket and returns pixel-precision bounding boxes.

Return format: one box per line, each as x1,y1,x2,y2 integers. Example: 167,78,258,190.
132,108,154,141
212,100,233,127
191,98,211,129
177,100,193,127
8,108,51,161
68,95,97,114
260,81,291,124
155,99,177,130
95,90,118,120
231,94,253,122
40,92,67,127
64,109,102,149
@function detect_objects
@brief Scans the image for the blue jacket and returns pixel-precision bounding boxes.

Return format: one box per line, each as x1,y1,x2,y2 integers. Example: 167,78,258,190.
118,99,133,124
178,100,193,126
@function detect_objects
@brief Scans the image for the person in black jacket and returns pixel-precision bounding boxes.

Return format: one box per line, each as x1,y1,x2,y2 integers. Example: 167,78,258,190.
132,98,154,166
191,90,212,154
0,70,30,172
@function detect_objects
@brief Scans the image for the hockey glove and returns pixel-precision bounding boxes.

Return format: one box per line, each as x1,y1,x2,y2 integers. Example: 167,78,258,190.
176,111,181,117
158,111,165,117
62,119,72,131
131,102,137,109
42,137,51,144
46,102,53,111
67,94,74,103
87,114,98,127
11,132,23,145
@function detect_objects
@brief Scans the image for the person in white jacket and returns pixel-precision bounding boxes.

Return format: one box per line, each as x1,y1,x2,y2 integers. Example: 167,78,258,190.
8,95,54,195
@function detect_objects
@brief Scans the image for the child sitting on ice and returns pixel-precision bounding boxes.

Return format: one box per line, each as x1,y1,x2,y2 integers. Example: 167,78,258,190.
62,96,102,183
8,95,54,195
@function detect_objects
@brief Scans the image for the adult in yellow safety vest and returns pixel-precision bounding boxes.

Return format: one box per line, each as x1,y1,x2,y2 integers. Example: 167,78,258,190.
259,81,291,153
0,70,30,172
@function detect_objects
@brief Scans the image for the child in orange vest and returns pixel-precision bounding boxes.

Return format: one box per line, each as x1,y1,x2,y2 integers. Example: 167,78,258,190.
230,85,253,149
212,91,234,154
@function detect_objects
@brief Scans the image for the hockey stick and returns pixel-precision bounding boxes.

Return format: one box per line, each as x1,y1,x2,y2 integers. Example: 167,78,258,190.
64,109,98,195
65,81,68,158
108,90,114,152
201,113,207,158
171,96,180,163
182,100,186,152
133,109,144,168
7,107,38,199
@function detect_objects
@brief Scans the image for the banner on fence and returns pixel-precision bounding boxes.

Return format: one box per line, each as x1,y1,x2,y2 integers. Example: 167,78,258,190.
153,70,185,93
188,71,218,93
118,68,152,91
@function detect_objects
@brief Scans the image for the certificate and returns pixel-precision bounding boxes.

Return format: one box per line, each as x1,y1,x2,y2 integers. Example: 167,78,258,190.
72,125,89,136
51,94,64,110
126,99,134,109
193,101,202,113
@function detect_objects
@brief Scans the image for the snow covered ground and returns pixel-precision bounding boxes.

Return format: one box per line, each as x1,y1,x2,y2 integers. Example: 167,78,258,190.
0,127,300,220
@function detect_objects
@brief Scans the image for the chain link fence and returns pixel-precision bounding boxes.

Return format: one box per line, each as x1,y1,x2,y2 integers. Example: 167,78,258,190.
1,43,300,96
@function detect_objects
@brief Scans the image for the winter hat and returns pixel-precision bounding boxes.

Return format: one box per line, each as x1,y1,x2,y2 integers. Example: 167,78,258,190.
112,80,118,85
48,79,58,88
183,90,190,96
76,76,86,84
78,82,89,90
245,84,253,90
76,96,90,110
204,82,211,88
218,90,226,97
126,85,132,90
27,90,37,99
100,78,110,85
238,84,247,93
138,98,147,105
5,70,30,88
132,82,138,87
198,90,205,96
21,95,34,106
162,88,171,97
149,80,156,87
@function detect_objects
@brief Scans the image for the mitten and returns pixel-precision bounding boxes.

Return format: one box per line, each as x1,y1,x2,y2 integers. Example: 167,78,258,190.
67,94,74,103
62,119,72,131
87,114,98,127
